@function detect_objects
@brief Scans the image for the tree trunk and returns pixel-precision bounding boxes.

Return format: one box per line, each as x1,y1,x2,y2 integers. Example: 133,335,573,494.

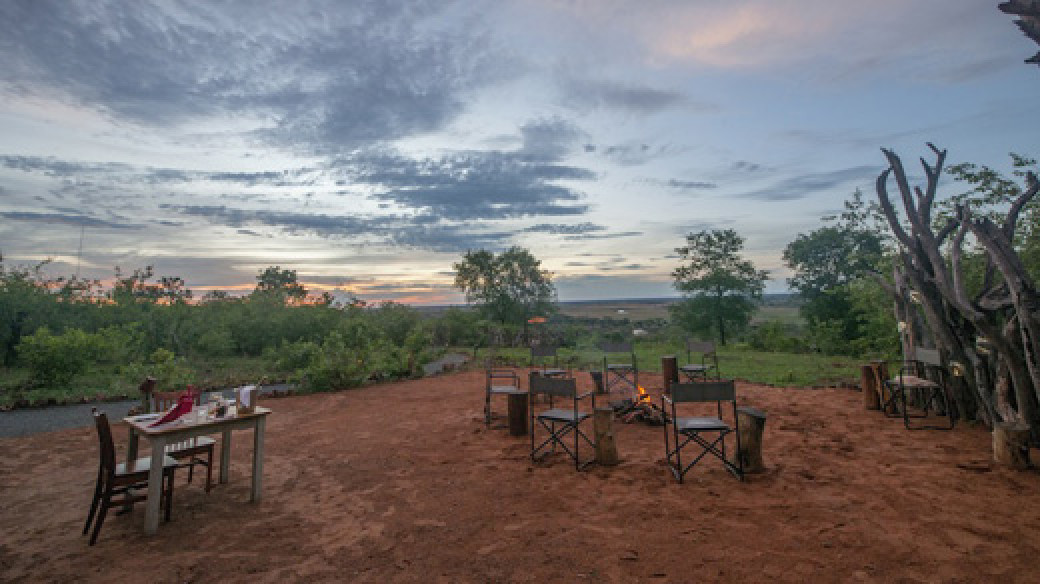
737,406,767,473
861,364,880,410
594,407,620,465
993,421,1031,469
507,392,528,436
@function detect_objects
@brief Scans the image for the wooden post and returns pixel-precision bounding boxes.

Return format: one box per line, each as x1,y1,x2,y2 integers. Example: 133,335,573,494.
861,365,880,410
993,421,1031,469
871,361,894,414
593,407,619,465
736,406,767,473
661,355,678,394
138,376,157,414
507,392,528,436
590,371,605,395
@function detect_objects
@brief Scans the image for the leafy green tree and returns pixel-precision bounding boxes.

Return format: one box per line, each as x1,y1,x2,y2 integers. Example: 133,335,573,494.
453,247,556,338
670,229,768,345
783,190,884,354
251,266,308,304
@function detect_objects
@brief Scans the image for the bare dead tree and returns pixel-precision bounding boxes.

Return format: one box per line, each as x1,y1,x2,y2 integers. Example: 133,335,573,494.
1000,0,1040,65
875,145,1040,435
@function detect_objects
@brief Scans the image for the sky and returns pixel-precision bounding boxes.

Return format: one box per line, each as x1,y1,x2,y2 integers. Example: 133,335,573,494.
0,0,1037,304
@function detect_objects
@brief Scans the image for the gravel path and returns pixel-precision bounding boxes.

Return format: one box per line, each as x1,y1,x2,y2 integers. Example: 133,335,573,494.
0,385,294,438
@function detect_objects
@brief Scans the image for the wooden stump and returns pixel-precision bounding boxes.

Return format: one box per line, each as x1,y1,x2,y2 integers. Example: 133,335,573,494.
590,371,605,395
507,392,528,437
661,355,678,394
871,361,895,414
736,406,767,473
993,421,1031,469
861,365,880,410
593,407,619,465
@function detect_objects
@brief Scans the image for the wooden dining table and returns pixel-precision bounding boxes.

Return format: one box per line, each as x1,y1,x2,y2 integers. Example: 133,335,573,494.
124,406,272,535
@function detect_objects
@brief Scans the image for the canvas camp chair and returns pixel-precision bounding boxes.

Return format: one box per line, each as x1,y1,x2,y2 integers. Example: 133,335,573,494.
485,365,522,427
882,347,955,430
530,345,567,378
529,374,596,470
662,380,743,483
601,342,638,401
681,340,719,381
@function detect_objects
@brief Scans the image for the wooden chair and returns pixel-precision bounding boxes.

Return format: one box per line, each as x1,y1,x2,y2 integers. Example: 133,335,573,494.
681,340,719,381
662,380,743,483
152,390,216,491
529,374,596,470
883,347,955,430
84,408,177,545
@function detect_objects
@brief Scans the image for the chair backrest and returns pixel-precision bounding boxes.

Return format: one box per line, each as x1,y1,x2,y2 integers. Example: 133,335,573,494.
92,408,116,480
687,340,716,355
670,380,735,403
600,342,632,354
914,347,941,367
530,375,577,398
531,345,558,358
152,388,201,412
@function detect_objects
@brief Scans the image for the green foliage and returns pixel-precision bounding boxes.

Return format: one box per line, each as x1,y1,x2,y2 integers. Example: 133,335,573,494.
453,247,556,328
251,266,308,304
299,331,370,391
748,320,807,353
16,327,95,387
783,189,885,355
671,229,768,345
194,327,237,357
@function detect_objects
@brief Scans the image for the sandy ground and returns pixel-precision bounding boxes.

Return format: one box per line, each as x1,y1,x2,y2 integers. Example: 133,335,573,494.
2,370,1040,583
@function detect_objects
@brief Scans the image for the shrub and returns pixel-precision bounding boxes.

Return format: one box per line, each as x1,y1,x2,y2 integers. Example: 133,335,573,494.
194,327,237,357
748,320,807,353
16,327,96,386
300,331,370,391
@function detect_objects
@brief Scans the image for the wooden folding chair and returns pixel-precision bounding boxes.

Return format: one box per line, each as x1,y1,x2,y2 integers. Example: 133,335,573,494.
882,347,955,430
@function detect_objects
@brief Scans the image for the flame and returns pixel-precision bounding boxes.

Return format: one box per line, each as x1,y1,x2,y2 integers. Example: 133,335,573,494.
636,385,650,401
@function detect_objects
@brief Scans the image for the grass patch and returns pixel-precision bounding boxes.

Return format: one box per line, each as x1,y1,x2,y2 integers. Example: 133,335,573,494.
476,341,861,388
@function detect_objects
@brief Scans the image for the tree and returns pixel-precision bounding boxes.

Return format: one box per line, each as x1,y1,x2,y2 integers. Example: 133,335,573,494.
784,190,884,353
874,144,1040,434
251,266,307,304
670,229,768,345
453,247,556,341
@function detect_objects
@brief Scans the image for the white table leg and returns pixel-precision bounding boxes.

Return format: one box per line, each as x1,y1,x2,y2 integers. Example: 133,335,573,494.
144,436,166,535
220,428,232,484
251,417,265,503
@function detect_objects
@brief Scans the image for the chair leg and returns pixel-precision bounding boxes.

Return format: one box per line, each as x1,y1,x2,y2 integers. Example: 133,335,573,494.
89,496,110,546
83,476,103,535
205,448,213,493
164,469,175,522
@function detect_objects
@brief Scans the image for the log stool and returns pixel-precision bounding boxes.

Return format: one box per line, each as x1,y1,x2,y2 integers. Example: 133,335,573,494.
993,421,1031,469
593,407,619,466
737,406,767,473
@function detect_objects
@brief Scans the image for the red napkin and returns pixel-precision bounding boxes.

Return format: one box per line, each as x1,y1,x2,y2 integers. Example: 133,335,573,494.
149,391,195,427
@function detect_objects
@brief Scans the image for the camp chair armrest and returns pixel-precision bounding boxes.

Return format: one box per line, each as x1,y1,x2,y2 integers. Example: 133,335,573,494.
662,394,673,406
576,390,595,400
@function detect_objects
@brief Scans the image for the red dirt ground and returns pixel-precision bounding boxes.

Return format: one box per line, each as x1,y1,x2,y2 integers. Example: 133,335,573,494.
2,370,1040,583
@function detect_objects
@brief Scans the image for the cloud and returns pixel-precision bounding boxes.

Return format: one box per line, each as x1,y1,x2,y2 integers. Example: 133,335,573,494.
160,204,513,252
0,210,141,229
559,77,711,114
593,142,688,167
523,222,604,235
640,177,718,192
734,165,879,201
0,1,503,150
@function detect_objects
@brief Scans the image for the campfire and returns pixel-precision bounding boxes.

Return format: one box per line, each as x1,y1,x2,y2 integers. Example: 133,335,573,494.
611,385,669,426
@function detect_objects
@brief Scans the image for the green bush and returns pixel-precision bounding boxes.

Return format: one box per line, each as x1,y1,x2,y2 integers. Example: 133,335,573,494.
748,320,807,353
194,327,237,357
16,327,96,386
300,331,370,391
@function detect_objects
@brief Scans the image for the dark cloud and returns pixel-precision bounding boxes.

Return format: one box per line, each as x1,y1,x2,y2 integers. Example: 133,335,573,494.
735,165,880,201
592,142,686,167
0,210,141,229
0,1,502,150
337,121,596,220
523,222,604,235
160,204,512,252
560,77,710,114
563,231,642,241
